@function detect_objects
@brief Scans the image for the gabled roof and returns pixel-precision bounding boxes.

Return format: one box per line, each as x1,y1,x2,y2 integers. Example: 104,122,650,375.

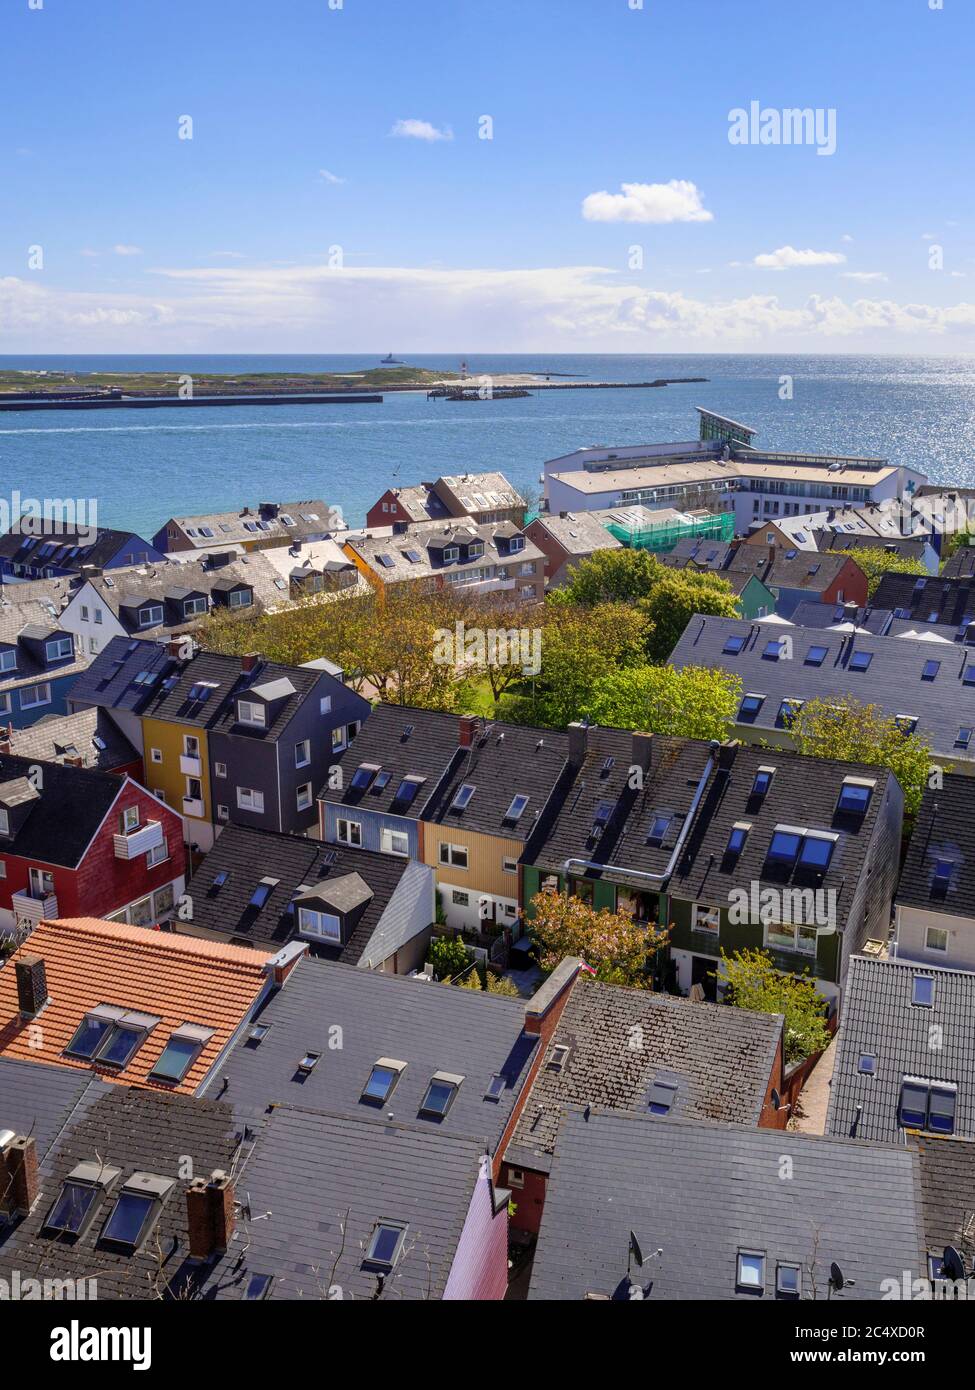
788,600,893,635
424,720,569,844
345,519,542,586
0,918,272,1093
896,774,975,920
383,481,451,523
320,703,460,817
431,471,525,517
820,530,930,562
4,706,139,772
529,510,623,557
213,955,537,1154
204,1104,488,1301
0,1057,104,1161
826,955,975,1144
163,500,336,549
507,973,782,1173
0,524,157,572
910,1132,975,1269
528,1109,924,1300
0,752,129,866
0,595,90,688
670,614,975,764
0,1085,240,1300
81,552,291,636
182,823,415,964
873,572,975,629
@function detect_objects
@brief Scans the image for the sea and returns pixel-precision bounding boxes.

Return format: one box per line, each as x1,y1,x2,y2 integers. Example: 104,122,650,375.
1,354,974,536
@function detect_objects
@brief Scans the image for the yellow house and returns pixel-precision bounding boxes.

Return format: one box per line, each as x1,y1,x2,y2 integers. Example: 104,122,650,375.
141,715,215,851
421,821,527,935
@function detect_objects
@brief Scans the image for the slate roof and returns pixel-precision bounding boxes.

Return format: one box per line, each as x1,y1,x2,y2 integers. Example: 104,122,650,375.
0,524,156,572
0,752,127,865
896,774,975,920
69,636,344,740
82,552,291,636
0,1085,241,1299
910,1133,975,1268
0,918,272,1093
423,721,569,845
432,471,525,517
506,973,782,1173
382,481,451,524
4,707,139,772
819,530,930,563
529,511,622,557
182,823,417,965
527,1108,924,1300
942,546,975,580
0,596,90,689
826,955,975,1144
873,572,975,629
321,703,460,817
163,500,338,550
211,954,537,1152
669,613,975,764
0,1057,104,1162
660,539,856,594
345,519,542,587
204,1104,487,1301
787,600,893,635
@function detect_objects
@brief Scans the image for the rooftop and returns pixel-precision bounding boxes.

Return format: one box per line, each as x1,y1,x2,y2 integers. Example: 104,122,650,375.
896,774,975,920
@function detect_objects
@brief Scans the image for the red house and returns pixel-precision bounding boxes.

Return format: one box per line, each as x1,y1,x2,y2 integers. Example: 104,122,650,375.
0,754,185,938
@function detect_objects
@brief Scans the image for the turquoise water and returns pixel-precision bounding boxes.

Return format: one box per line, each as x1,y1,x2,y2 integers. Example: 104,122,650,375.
1,355,974,535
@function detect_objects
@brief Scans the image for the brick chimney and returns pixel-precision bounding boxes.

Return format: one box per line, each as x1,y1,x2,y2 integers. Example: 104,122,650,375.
630,731,653,773
186,1169,236,1260
458,714,478,748
241,653,260,674
567,721,588,767
0,724,11,754
63,754,83,768
15,955,48,1019
167,636,189,660
0,1134,38,1216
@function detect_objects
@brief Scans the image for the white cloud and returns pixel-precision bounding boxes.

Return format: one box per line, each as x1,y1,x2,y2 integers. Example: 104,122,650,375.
581,179,713,224
112,244,143,256
754,245,846,270
7,262,975,351
841,271,888,282
79,248,99,258
319,168,346,184
210,250,245,259
390,118,453,142
841,234,854,243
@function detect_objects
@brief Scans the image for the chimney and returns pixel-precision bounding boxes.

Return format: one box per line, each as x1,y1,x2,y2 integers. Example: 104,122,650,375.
630,730,653,772
0,727,11,754
241,653,260,674
718,738,739,769
567,721,588,767
15,955,48,1019
458,714,478,748
167,636,188,660
63,754,83,768
186,1169,236,1261
0,1134,39,1216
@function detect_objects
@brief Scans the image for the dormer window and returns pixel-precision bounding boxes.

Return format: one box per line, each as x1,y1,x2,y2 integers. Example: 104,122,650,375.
138,605,163,628
228,588,253,608
45,637,73,662
837,778,873,815
0,649,16,673
443,546,460,563
237,699,266,727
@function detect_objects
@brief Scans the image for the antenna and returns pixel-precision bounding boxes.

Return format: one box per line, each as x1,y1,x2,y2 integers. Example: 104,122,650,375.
827,1261,855,1297
943,1245,966,1281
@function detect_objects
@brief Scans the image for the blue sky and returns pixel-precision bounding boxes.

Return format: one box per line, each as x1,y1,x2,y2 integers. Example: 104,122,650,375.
3,0,974,351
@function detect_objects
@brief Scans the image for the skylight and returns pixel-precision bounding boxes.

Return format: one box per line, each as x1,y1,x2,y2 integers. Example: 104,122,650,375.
912,976,935,1008
392,776,424,808
350,764,378,792
419,1072,463,1119
362,1060,405,1105
248,877,279,910
751,767,774,798
647,1080,677,1116
736,1251,765,1291
767,828,803,865
373,770,392,791
364,1222,407,1271
451,783,476,811
798,832,836,872
922,659,941,681
590,800,614,837
763,639,783,659
504,793,529,822
485,1073,506,1101
723,635,746,655
739,693,764,720
849,650,872,672
726,822,750,857
212,870,229,890
298,1051,321,1074
837,779,872,815
44,1178,103,1236
102,1180,172,1250
646,813,671,846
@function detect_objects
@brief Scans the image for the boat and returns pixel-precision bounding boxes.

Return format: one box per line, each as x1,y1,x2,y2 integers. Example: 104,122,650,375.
380,354,404,364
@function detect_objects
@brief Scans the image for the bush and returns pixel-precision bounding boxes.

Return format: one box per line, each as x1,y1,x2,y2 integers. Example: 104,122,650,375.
427,933,470,981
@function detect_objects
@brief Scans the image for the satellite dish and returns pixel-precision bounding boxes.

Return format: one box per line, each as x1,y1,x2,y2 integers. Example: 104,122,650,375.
943,1245,966,1281
629,1231,645,1268
829,1262,845,1291
771,1088,781,1111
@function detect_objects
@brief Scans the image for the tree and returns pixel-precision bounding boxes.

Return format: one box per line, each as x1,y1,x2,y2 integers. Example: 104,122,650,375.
788,695,932,816
527,888,667,988
588,663,742,741
427,933,470,981
720,948,830,1063
638,571,741,662
833,548,926,599
548,547,665,606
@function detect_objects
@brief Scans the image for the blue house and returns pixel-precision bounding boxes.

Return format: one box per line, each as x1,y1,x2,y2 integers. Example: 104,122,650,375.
0,602,90,727
0,523,167,583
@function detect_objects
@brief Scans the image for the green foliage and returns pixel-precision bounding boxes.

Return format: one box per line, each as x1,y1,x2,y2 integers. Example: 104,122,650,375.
589,663,742,741
832,548,926,599
528,889,668,988
427,933,470,981
549,547,665,606
638,571,741,662
789,695,933,817
720,948,830,1063
486,972,522,997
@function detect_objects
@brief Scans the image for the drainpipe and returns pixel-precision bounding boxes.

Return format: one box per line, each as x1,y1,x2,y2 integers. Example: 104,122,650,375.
561,739,722,892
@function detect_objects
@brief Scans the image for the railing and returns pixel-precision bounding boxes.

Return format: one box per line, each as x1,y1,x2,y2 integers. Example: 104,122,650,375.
12,889,58,924
113,819,165,860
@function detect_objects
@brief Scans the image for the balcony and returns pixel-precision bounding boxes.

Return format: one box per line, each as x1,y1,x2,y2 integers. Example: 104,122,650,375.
113,819,165,860
462,575,516,594
183,796,205,818
179,754,202,776
12,889,58,925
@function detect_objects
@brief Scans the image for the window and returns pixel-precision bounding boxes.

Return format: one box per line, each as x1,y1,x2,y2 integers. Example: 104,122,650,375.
775,698,803,729
337,818,362,847
736,1250,765,1292
364,1222,408,1271
102,1178,173,1249
762,639,783,659
119,805,140,835
297,907,341,941
507,1168,525,1189
46,637,73,661
149,1025,213,1084
503,793,529,822
726,822,750,857
858,1053,876,1075
837,778,873,815
767,921,818,956
912,975,935,1007
692,903,720,933
738,693,764,720
228,588,252,608
184,596,207,617
451,890,469,907
214,760,227,778
922,659,941,681
150,748,163,765
723,634,745,655
19,683,52,709
350,763,379,791
646,814,671,846
381,827,409,856
767,827,802,864
849,650,872,672
925,926,948,953
44,1172,111,1236
419,1072,462,1119
776,1264,801,1298
502,856,518,874
296,782,313,811
647,1080,677,1116
183,734,199,757
450,783,476,812
320,696,332,715
362,1060,405,1105
900,1078,957,1135
485,1073,506,1101
0,648,15,671
138,605,163,628
237,700,266,727
932,858,953,900
798,832,836,872
294,739,311,768
146,841,168,868
298,1051,321,1074
65,1006,159,1069
894,715,918,735
956,728,973,749
439,842,469,869
392,775,424,809
237,787,265,814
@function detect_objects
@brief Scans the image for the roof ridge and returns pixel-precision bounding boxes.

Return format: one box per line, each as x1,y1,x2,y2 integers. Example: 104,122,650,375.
39,917,272,966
